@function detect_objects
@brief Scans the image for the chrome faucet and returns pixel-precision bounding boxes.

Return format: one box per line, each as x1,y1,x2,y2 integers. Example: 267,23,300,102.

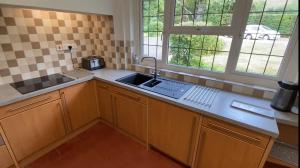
141,57,158,80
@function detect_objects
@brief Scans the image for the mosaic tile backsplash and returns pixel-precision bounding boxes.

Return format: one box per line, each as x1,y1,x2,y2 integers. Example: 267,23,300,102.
0,6,115,84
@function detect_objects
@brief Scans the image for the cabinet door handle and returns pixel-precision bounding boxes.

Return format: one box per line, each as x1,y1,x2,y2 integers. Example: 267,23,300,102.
196,130,207,167
7,96,52,112
60,92,67,106
57,102,68,134
97,85,108,89
0,135,5,146
116,91,141,102
207,122,261,144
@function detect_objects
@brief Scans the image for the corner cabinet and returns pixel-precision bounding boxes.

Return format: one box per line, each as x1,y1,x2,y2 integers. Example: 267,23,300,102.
148,98,200,166
194,117,272,168
96,81,147,143
0,99,66,161
60,81,98,131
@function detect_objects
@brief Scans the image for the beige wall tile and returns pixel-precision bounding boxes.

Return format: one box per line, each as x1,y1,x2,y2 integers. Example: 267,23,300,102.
9,67,21,75
0,35,10,43
6,26,18,34
12,42,23,50
0,60,8,68
9,35,21,43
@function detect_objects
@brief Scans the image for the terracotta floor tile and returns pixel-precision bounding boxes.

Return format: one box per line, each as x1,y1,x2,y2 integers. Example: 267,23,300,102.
27,123,186,168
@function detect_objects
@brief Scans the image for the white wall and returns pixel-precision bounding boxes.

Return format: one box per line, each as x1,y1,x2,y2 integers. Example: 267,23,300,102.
113,0,136,41
0,0,115,15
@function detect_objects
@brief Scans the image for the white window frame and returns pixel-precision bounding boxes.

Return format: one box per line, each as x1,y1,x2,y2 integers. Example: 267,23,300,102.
137,0,299,88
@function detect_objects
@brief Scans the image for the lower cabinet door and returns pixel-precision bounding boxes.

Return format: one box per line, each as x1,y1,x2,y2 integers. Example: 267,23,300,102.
195,126,264,168
97,87,113,125
0,100,66,161
148,99,199,166
0,145,14,168
114,94,147,142
61,81,98,130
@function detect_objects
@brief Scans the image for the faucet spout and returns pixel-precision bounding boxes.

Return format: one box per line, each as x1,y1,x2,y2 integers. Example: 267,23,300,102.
141,57,158,80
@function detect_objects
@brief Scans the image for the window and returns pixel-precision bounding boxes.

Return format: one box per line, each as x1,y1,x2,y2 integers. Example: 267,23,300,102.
168,34,232,72
173,0,235,26
236,0,298,76
142,0,164,59
140,0,298,80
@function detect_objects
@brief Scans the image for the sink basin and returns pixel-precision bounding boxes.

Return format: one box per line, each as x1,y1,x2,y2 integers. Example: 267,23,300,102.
116,73,193,99
143,79,161,88
116,73,153,86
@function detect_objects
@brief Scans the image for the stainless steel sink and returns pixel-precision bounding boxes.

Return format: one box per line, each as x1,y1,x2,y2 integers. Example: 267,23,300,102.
116,73,193,99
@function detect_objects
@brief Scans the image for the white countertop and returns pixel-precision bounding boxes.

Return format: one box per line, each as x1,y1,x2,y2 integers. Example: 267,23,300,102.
0,68,297,137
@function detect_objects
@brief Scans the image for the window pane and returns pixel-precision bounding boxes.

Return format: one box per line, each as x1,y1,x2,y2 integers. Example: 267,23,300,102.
247,55,269,74
264,56,283,76
174,0,235,26
168,34,232,72
236,0,298,76
142,0,164,59
236,53,251,72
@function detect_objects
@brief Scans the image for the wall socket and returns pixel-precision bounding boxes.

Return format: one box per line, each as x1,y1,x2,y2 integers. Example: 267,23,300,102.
55,44,77,51
62,43,77,51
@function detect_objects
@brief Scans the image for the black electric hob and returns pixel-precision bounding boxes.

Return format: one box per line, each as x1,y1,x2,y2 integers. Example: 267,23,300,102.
10,73,74,94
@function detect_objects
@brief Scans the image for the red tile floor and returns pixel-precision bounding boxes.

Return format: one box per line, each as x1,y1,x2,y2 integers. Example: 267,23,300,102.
27,123,185,168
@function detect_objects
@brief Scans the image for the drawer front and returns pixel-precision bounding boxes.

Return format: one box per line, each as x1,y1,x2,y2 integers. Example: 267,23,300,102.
202,117,270,149
0,91,60,119
111,86,147,104
97,81,146,104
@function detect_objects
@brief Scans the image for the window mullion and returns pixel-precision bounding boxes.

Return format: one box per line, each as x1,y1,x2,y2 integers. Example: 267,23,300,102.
225,0,253,74
139,0,144,58
170,26,232,35
162,0,175,64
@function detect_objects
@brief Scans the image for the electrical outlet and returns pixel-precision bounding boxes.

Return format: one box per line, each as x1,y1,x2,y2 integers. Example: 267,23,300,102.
56,44,63,51
62,43,77,51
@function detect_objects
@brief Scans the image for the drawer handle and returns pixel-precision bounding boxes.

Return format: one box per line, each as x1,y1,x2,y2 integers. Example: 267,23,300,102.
116,91,141,102
7,96,52,112
207,122,261,144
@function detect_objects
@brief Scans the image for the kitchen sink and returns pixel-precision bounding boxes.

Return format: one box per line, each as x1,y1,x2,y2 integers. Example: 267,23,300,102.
116,73,193,99
143,79,161,87
115,73,153,86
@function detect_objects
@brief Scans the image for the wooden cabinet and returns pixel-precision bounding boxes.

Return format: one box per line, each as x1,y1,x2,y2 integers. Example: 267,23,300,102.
114,88,147,142
277,123,298,146
194,117,271,168
0,145,14,168
0,100,66,161
148,99,200,166
0,79,274,167
96,81,114,125
96,81,147,142
61,81,98,130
